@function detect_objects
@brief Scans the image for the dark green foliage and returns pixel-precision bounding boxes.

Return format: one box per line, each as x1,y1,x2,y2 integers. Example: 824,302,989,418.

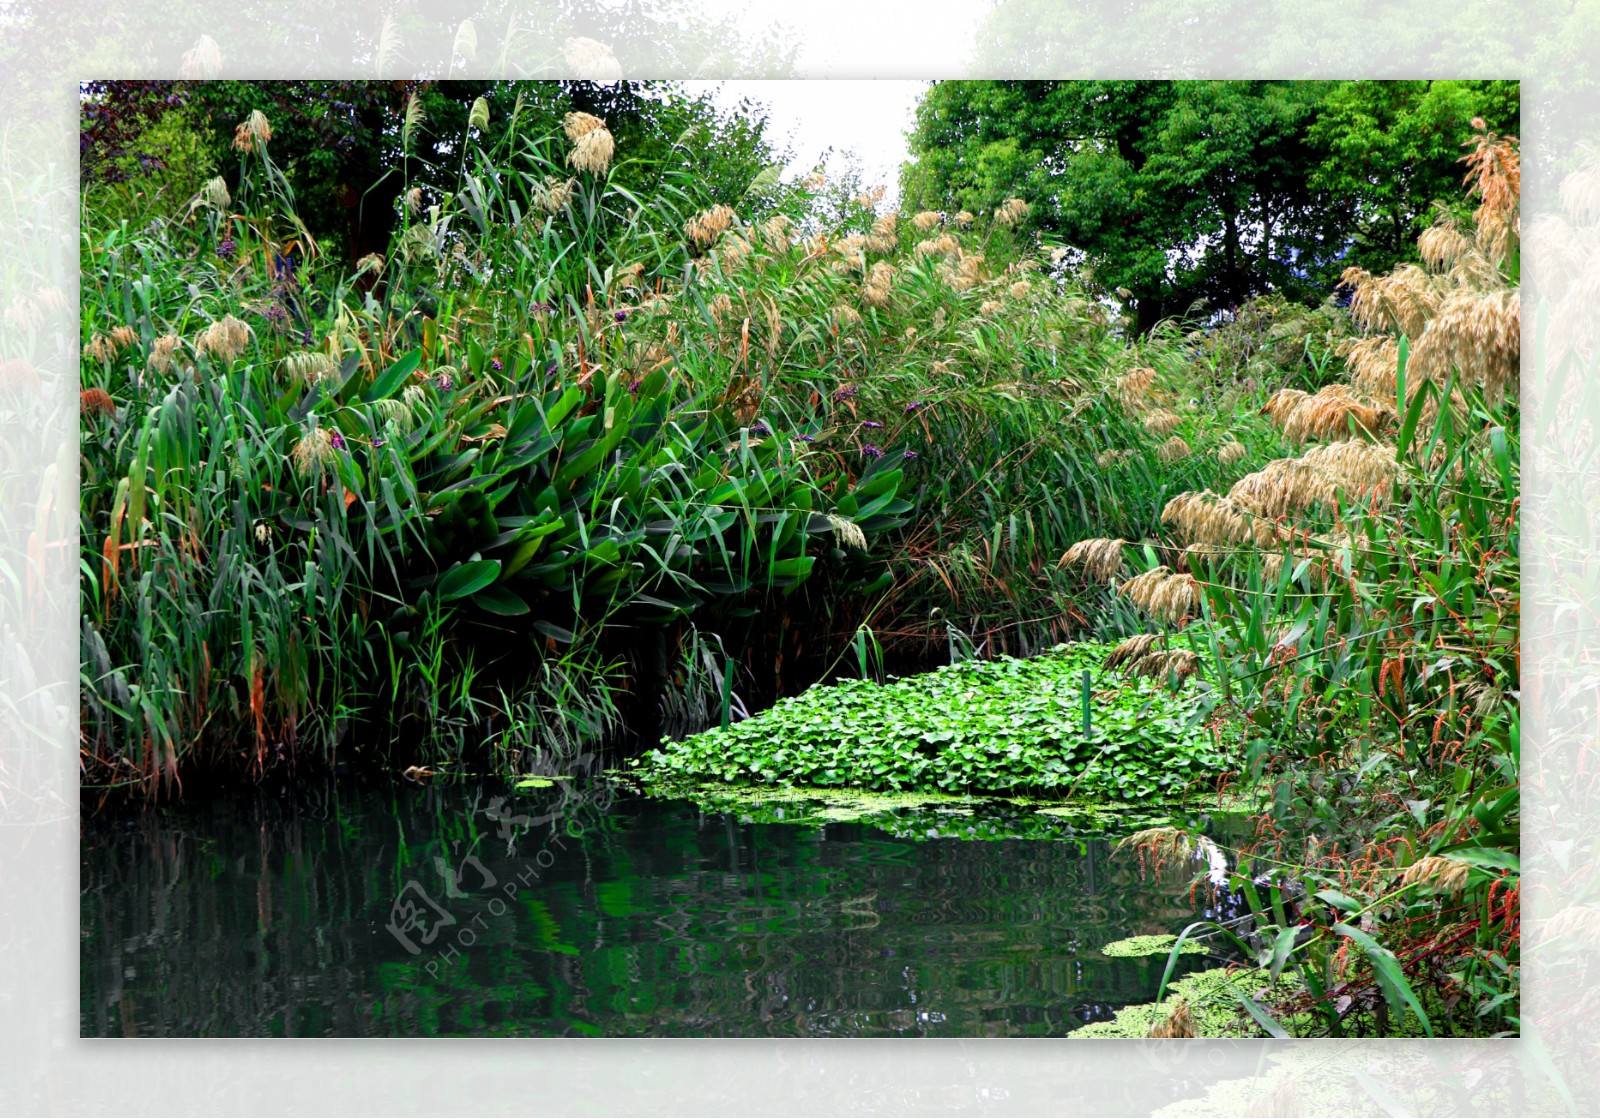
901,79,1518,331
634,641,1234,799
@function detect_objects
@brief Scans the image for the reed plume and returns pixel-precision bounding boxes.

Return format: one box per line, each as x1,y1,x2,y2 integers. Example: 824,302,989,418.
1280,384,1393,443
1060,537,1126,581
1119,567,1200,625
1398,854,1473,896
1157,435,1191,462
1142,408,1182,436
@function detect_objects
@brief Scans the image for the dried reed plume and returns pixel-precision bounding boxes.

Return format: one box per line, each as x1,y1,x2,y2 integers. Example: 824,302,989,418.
912,210,942,232
291,427,338,479
834,304,862,327
85,328,137,364
994,197,1030,226
1407,287,1520,402
1280,384,1393,443
1463,123,1520,268
1298,440,1398,502
1119,567,1200,625
1060,537,1126,581
405,187,424,216
1217,440,1248,466
568,129,615,176
1117,367,1156,410
1418,215,1474,273
1228,458,1336,520
1158,436,1191,462
716,233,751,269
1339,335,1400,399
1008,280,1032,299
80,388,115,417
1105,637,1199,685
529,177,573,215
953,211,974,228
686,204,737,248
866,211,899,253
851,185,886,208
915,234,960,259
1342,263,1441,338
197,315,252,363
563,111,606,141
978,300,1001,315
1114,826,1200,869
1143,408,1182,436
1163,490,1281,547
1096,449,1135,467
1262,387,1309,426
232,110,271,153
1103,633,1161,671
1398,854,1473,896
859,262,895,308
148,334,182,374
1147,999,1196,1038
760,214,793,252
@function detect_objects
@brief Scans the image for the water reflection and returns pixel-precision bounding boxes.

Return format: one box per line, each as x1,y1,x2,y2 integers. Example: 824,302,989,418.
81,781,1230,1037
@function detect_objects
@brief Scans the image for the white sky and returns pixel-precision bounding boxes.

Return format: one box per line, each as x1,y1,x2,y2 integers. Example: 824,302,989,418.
678,1,992,203
679,80,932,203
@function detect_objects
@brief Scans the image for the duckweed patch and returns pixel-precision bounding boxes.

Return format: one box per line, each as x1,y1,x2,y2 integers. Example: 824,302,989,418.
1101,934,1209,958
633,642,1234,800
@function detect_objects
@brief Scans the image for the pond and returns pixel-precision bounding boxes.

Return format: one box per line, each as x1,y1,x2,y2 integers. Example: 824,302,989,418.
80,776,1241,1037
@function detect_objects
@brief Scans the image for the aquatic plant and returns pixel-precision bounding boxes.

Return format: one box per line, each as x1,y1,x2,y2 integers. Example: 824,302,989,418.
633,641,1234,800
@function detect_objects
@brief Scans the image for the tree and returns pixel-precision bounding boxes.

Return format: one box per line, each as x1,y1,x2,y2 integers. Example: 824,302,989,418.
83,80,791,265
1306,80,1520,272
901,80,1518,333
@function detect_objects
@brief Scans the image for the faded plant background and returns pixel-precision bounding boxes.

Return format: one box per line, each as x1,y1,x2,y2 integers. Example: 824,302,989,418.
2,0,1595,1114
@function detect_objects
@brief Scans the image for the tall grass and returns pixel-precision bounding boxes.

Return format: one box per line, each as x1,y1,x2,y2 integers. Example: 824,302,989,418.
1102,124,1521,1037
85,97,1286,795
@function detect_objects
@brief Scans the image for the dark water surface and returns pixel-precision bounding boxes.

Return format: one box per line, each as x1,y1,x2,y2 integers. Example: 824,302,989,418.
80,779,1231,1037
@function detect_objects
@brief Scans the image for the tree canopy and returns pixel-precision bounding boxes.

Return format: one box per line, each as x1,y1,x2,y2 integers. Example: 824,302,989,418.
901,80,1518,332
82,80,792,264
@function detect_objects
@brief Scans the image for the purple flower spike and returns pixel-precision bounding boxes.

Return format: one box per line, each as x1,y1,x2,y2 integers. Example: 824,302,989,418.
902,449,918,460
614,310,628,323
861,420,883,430
905,400,924,413
798,434,816,443
751,421,770,436
435,373,453,391
491,358,503,372
861,444,883,459
217,238,237,260
329,431,346,450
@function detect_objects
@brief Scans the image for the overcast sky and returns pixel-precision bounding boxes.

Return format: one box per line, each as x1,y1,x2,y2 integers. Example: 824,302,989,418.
679,80,932,202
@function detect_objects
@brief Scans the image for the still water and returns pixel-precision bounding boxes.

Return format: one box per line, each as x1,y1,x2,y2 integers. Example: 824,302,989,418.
80,777,1233,1037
